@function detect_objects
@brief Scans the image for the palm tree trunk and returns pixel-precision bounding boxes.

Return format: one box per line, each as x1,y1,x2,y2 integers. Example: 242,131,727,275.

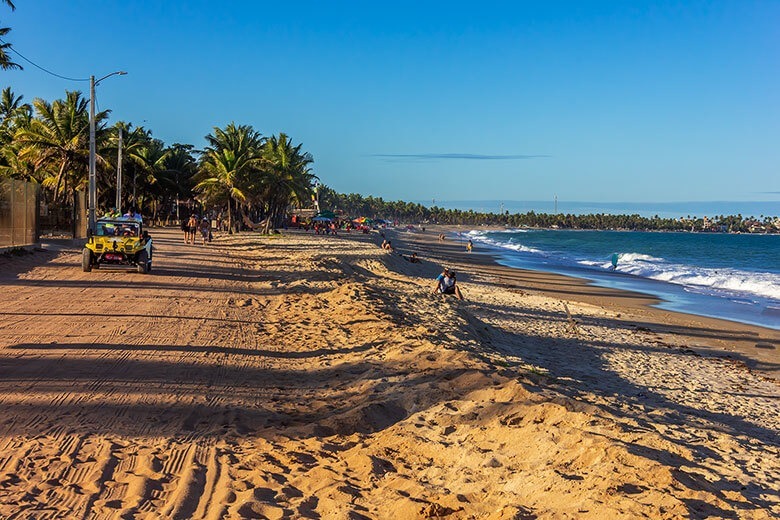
53,160,67,203
227,197,233,234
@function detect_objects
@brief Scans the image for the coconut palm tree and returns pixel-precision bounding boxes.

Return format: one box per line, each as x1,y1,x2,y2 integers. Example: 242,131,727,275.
0,87,31,179
258,132,315,232
195,123,264,232
163,143,197,211
131,138,169,219
103,122,152,210
0,26,21,71
0,86,28,120
14,91,109,202
0,141,39,181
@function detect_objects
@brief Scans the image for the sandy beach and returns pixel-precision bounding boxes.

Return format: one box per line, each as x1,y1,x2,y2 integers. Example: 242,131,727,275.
0,226,778,519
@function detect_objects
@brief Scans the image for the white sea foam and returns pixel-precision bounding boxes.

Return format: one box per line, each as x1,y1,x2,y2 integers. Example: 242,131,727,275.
467,228,527,237
472,232,780,302
613,254,780,301
468,233,544,255
617,252,665,263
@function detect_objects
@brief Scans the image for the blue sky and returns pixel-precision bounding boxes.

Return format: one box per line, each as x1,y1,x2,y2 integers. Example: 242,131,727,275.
2,1,778,203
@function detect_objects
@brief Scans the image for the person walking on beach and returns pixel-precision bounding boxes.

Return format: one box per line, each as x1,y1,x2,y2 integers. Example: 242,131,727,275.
467,239,473,253
186,215,198,244
181,217,189,244
432,267,464,300
199,217,211,245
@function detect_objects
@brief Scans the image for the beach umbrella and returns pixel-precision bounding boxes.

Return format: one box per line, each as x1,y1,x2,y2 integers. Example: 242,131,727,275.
315,210,336,219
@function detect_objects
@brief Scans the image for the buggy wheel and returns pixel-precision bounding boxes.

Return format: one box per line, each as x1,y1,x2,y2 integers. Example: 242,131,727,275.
82,248,93,272
137,250,148,274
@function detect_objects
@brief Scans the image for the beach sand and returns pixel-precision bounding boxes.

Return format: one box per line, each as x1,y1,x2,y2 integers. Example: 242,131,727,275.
0,226,777,519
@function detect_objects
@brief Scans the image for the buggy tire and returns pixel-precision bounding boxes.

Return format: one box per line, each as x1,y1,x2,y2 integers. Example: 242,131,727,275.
82,248,92,272
137,250,148,274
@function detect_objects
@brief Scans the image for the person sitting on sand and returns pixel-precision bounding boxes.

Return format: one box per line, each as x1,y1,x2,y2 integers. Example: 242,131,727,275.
432,267,464,300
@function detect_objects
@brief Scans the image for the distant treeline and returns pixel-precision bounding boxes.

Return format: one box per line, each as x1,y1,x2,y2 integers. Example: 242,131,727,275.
317,186,779,233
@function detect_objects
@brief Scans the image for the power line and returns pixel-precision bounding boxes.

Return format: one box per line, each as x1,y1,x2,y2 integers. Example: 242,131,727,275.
0,37,89,82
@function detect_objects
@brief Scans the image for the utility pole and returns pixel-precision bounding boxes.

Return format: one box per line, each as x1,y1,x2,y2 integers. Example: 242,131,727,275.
87,70,127,231
88,76,96,230
116,126,123,214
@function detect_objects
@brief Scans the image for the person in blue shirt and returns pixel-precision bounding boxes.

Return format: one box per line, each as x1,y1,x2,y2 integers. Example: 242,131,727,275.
432,267,464,300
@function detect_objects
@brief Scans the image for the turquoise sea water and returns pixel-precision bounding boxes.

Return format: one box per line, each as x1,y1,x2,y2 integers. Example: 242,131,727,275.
424,200,780,220
462,228,780,330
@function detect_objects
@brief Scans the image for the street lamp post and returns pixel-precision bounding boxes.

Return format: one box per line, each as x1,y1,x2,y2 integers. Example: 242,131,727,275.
116,126,123,214
88,71,127,232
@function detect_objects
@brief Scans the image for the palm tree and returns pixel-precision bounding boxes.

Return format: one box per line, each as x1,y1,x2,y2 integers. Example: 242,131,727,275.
0,86,28,120
131,138,169,219
15,91,109,202
0,26,21,71
0,87,29,148
0,87,31,178
258,132,315,232
195,123,263,232
104,122,152,209
163,143,197,219
0,141,38,181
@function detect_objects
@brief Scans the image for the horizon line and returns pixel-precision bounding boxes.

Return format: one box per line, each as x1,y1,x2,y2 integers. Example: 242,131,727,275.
371,153,549,161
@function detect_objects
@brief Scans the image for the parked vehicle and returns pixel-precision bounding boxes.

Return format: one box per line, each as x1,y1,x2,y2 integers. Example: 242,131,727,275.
82,217,153,273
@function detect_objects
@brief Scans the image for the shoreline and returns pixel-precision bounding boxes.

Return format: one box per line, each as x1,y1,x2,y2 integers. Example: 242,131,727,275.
383,224,780,380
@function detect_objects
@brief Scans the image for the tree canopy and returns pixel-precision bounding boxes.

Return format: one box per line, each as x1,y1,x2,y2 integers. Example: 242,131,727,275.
0,87,318,233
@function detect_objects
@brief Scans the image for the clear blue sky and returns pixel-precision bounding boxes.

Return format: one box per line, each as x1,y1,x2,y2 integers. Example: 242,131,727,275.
3,1,778,203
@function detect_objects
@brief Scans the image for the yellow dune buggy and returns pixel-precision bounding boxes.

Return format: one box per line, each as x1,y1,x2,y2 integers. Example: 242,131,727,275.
82,217,153,273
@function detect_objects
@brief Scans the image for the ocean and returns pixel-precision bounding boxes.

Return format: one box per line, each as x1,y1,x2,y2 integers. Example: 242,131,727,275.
424,200,780,220
462,228,780,330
